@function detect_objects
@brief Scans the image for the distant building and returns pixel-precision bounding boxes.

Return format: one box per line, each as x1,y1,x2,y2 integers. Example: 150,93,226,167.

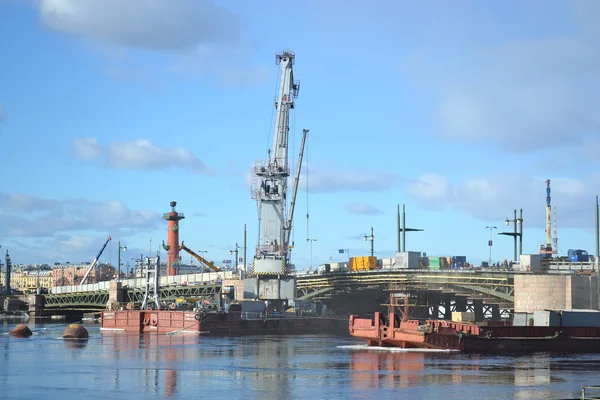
51,262,115,286
0,268,53,293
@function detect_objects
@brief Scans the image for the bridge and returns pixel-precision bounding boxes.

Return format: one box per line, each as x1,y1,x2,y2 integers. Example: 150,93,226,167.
41,269,516,313
296,269,514,304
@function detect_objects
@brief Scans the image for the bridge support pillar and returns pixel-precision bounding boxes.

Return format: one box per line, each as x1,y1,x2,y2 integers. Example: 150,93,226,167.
444,298,452,320
415,291,429,319
430,305,440,319
490,304,501,321
454,296,468,312
108,281,125,310
428,292,442,319
28,294,45,317
472,299,484,322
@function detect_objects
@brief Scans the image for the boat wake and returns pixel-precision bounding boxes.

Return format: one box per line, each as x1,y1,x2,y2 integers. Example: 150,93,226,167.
337,344,459,353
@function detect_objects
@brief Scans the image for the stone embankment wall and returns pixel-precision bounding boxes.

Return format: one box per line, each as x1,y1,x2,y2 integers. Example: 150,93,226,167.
514,274,598,313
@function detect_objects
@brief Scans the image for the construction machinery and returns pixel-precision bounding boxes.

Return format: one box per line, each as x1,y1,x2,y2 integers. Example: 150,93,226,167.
179,241,220,272
81,236,111,285
540,179,557,258
251,50,308,276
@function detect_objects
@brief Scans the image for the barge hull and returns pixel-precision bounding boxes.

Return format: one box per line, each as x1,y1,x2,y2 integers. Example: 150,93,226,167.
349,312,600,354
101,310,348,336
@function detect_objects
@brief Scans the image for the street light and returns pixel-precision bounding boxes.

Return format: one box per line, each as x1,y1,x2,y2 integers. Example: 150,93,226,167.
118,241,127,282
229,244,241,274
307,238,317,270
485,226,497,267
364,227,374,257
500,209,523,262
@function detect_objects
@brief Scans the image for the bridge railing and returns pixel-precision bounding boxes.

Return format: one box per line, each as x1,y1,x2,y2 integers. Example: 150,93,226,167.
51,271,238,294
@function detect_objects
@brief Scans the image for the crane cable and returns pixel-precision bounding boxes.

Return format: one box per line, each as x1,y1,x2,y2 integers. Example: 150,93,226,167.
291,108,296,245
306,133,310,242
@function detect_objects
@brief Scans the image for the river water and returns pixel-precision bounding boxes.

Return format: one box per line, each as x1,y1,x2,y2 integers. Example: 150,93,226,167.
1,319,599,400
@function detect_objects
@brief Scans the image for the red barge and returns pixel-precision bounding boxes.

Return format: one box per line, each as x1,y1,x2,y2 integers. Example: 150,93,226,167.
349,311,600,353
101,310,347,336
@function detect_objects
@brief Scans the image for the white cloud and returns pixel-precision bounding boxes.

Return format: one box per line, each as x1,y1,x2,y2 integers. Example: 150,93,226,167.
302,165,399,193
56,235,98,254
407,172,600,230
37,0,240,50
0,193,61,213
404,2,600,157
438,38,600,152
245,162,400,194
345,202,383,216
71,138,212,174
0,192,161,238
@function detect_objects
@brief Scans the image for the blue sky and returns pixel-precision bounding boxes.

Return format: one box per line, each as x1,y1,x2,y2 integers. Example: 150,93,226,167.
1,0,599,269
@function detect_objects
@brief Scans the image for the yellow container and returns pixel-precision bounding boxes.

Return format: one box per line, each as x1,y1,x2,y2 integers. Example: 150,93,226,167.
350,256,377,271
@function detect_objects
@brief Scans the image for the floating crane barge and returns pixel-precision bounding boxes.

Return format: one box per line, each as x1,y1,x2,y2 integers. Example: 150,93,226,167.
101,50,347,336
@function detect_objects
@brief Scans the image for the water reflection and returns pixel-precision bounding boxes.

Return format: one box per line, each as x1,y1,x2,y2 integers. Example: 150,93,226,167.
62,339,88,349
100,332,197,397
349,350,486,389
2,322,599,399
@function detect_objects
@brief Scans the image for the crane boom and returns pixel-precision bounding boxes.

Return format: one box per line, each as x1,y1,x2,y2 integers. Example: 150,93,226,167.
81,236,111,285
179,241,220,272
284,128,308,248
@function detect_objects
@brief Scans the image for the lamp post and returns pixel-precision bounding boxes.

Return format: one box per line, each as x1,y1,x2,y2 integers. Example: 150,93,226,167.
229,244,241,274
197,250,208,273
485,226,497,267
307,238,317,270
118,241,127,282
364,227,374,257
500,209,523,262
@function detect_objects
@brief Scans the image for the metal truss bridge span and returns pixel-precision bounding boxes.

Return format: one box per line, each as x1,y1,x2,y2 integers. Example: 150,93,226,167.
44,284,222,310
42,270,515,310
295,270,515,308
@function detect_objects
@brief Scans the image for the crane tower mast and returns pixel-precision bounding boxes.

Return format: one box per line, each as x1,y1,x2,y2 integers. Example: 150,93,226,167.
540,179,557,257
252,51,301,275
546,179,552,248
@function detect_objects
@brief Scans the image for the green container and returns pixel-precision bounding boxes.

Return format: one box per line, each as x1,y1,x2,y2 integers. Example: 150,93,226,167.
429,257,440,267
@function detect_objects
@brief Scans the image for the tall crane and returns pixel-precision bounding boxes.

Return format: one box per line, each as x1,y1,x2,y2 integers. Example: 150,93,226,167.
251,50,307,276
81,236,111,285
540,179,556,258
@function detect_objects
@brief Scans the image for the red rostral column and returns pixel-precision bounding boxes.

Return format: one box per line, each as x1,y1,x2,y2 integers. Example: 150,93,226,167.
163,201,185,276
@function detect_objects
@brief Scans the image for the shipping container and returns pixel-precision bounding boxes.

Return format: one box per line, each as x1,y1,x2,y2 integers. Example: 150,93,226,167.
513,312,534,326
349,256,377,271
519,254,542,272
452,312,475,323
560,309,600,327
429,257,440,267
395,252,421,269
533,310,561,327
